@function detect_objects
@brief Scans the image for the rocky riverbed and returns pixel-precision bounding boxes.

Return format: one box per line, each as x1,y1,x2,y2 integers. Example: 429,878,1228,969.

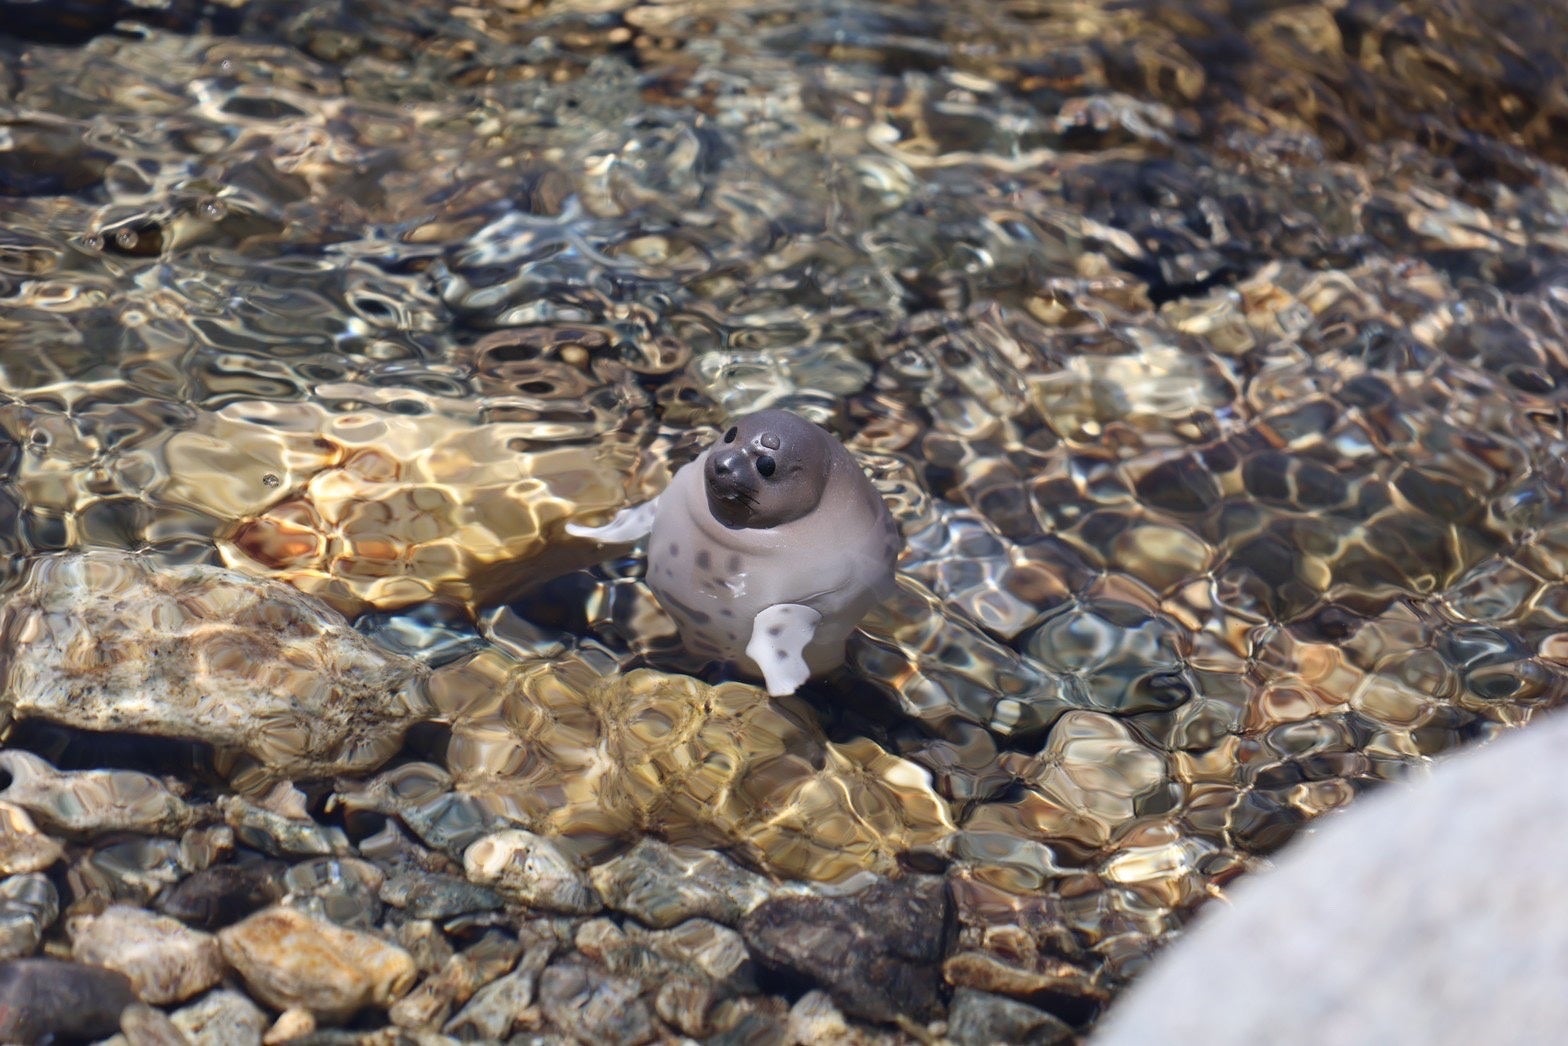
1,0,1567,1041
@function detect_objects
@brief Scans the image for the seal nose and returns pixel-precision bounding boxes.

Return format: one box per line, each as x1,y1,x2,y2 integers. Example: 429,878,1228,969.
710,448,746,478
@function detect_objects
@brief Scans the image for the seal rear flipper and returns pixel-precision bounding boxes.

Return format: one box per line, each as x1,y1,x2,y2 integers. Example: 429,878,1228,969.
746,603,822,697
565,496,659,544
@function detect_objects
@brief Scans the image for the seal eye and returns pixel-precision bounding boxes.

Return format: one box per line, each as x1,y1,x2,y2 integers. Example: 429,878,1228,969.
723,427,738,444
756,454,777,478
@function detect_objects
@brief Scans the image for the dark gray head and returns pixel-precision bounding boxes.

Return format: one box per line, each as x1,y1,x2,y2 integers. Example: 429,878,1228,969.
703,409,833,529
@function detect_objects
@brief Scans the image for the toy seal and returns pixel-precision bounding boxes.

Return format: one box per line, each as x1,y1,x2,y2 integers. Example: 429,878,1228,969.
569,409,900,695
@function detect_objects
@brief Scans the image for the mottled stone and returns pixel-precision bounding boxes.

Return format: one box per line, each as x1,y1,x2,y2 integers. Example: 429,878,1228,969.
162,401,637,614
220,795,352,858
947,987,1072,1046
169,989,269,1046
741,875,948,1023
0,958,136,1042
389,930,522,1029
444,938,556,1040
380,869,504,920
72,904,225,1004
71,836,187,909
263,1006,315,1044
434,659,955,883
1096,710,1568,1046
463,829,601,915
0,550,430,778
537,962,656,1045
119,1002,191,1046
0,801,64,875
785,991,859,1045
283,857,386,930
218,906,417,1021
576,916,755,996
0,750,194,838
589,838,775,928
655,977,723,1038
0,873,57,960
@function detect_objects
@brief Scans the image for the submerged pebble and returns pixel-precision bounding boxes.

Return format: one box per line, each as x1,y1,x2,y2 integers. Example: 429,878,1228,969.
168,989,270,1046
0,873,58,961
589,838,776,929
741,875,948,1023
0,750,193,838
537,962,657,1046
157,861,287,930
71,904,226,1005
0,802,64,876
0,551,431,778
217,906,417,1021
0,957,137,1042
463,829,601,915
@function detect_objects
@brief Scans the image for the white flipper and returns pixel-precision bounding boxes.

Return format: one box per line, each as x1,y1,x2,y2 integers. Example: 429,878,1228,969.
747,603,822,697
566,497,659,544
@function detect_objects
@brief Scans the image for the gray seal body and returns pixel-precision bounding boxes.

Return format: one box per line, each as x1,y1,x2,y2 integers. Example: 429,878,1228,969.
569,409,900,695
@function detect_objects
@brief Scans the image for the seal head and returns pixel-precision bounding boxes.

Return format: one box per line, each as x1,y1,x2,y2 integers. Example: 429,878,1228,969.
704,409,832,529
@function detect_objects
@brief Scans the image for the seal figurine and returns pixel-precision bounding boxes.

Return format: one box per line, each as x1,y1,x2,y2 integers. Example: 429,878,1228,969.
567,409,901,696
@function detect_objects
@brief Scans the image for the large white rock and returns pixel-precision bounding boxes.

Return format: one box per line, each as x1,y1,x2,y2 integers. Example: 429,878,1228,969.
1094,711,1568,1046
0,551,429,777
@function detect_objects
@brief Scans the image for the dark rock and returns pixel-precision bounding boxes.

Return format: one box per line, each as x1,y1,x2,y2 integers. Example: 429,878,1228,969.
740,874,948,1023
157,860,285,929
948,987,1073,1045
0,958,136,1042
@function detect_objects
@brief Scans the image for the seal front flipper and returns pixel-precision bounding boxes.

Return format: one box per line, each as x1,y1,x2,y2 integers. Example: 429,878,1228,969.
566,496,660,544
746,603,822,697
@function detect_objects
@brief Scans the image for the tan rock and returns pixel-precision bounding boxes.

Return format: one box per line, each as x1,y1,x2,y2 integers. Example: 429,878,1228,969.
218,906,416,1021
159,401,644,614
0,802,63,875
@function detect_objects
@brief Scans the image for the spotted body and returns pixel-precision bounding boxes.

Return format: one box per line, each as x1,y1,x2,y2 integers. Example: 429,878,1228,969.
569,410,900,695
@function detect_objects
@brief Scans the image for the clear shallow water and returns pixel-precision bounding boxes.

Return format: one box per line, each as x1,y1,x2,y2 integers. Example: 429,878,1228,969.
2,0,1567,1036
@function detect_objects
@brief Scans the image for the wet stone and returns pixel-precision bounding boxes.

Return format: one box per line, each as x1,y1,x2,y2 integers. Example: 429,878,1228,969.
71,904,226,1005
72,836,188,908
576,916,756,997
444,935,557,1040
740,874,948,1023
220,795,352,858
283,857,386,930
0,550,431,778
168,989,270,1046
0,750,194,838
117,1002,192,1046
0,873,58,960
0,801,64,875
588,838,775,928
388,928,521,1029
217,905,417,1022
463,829,601,915
263,1006,315,1043
379,869,504,921
157,860,287,930
537,961,656,1045
0,957,137,1043
784,991,854,1045
946,987,1073,1046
